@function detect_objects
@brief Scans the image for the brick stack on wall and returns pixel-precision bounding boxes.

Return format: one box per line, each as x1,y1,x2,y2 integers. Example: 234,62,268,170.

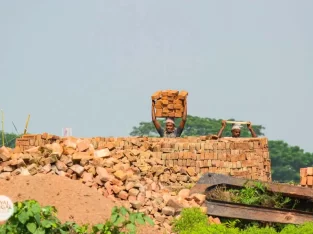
300,167,313,187
13,133,271,182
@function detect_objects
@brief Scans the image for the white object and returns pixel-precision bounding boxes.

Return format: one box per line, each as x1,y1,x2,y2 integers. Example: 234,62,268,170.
226,121,250,125
62,128,72,137
231,124,242,130
0,195,14,221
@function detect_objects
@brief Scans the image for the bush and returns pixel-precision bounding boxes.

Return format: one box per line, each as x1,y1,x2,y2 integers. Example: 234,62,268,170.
280,222,313,234
172,207,208,233
172,207,313,234
0,200,154,234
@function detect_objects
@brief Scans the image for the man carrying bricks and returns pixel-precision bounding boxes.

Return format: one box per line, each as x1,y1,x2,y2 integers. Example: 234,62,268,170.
217,120,257,138
151,99,187,137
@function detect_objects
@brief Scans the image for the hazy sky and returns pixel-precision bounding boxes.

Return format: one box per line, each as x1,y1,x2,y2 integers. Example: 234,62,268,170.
1,1,312,152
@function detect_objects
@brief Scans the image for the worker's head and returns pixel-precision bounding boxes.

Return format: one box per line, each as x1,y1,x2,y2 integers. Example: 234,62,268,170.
165,118,175,132
231,124,241,138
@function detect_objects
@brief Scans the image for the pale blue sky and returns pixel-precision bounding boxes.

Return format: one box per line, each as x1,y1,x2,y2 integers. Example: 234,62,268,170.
1,1,312,151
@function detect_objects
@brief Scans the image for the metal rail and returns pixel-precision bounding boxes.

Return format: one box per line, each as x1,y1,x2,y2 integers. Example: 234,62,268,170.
206,199,313,224
190,173,313,199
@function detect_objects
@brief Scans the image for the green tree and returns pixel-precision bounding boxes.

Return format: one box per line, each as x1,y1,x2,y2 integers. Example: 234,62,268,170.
269,140,313,182
129,115,312,183
130,115,265,137
0,132,20,148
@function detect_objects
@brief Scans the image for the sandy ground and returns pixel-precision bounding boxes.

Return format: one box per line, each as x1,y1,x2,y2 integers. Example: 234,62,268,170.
0,174,163,233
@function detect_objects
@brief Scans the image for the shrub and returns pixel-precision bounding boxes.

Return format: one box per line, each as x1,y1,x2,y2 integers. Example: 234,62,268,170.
0,200,63,234
0,200,154,234
172,207,313,234
172,207,208,233
280,222,313,234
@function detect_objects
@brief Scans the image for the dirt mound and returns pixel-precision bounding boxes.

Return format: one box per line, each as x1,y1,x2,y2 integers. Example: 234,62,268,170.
0,174,117,225
0,175,160,233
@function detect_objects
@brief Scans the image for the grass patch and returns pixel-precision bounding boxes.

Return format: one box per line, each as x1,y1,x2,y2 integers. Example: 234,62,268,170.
207,181,302,210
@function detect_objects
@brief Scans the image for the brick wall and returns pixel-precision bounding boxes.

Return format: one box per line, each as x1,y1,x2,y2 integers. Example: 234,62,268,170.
14,133,271,182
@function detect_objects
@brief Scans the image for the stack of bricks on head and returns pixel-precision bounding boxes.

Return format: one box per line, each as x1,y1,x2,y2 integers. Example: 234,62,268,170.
152,90,188,118
300,167,313,187
0,133,270,230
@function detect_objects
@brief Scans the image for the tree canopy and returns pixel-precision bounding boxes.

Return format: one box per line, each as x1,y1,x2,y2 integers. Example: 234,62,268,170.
130,115,265,137
130,115,312,183
0,132,20,148
269,140,313,182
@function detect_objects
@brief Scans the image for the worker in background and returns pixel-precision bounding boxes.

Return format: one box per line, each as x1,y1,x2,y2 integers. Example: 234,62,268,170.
217,120,257,138
151,99,187,137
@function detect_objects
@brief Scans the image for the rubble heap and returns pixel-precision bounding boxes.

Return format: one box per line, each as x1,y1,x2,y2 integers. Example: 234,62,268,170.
0,133,271,231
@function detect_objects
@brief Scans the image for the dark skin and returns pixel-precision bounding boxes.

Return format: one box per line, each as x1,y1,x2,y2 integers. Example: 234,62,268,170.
217,120,257,138
152,99,187,133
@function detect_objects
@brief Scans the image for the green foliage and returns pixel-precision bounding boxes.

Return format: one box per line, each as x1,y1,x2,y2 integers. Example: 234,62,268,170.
61,221,92,233
269,140,313,182
230,182,268,206
0,200,63,234
0,132,20,148
172,207,208,233
0,200,154,234
172,207,313,234
229,182,298,209
279,222,313,234
130,115,265,137
108,206,154,234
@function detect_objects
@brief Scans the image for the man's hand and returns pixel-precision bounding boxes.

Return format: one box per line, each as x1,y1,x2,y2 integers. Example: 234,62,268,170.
221,120,227,128
247,122,252,129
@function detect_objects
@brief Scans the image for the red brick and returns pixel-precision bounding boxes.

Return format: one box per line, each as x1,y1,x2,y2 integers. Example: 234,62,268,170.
118,190,128,200
15,139,29,146
77,140,90,152
94,149,111,158
307,176,313,186
239,154,246,161
96,167,114,182
217,152,226,161
201,168,209,173
300,168,307,177
204,143,213,150
186,167,196,176
300,176,307,186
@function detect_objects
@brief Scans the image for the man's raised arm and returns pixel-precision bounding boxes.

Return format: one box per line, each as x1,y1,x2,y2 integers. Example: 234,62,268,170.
247,122,257,138
217,120,226,138
179,99,187,130
152,101,163,136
